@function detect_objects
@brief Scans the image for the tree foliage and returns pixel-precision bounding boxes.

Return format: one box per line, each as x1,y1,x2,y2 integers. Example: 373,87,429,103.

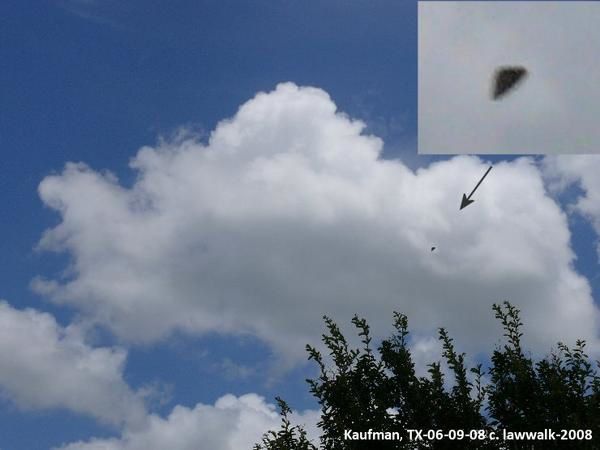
254,302,600,449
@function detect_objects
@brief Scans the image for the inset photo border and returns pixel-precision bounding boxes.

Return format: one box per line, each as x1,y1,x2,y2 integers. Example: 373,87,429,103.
418,1,600,154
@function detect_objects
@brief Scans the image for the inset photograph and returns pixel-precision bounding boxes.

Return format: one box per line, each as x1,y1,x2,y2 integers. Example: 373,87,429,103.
419,1,600,154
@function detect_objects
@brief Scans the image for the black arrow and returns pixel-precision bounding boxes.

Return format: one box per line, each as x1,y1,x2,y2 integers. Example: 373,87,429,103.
460,166,492,210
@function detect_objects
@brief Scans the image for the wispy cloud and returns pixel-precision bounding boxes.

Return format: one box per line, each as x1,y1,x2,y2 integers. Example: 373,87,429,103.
54,0,126,30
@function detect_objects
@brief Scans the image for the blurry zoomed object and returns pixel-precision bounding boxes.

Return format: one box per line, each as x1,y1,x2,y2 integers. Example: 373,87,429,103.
492,66,527,100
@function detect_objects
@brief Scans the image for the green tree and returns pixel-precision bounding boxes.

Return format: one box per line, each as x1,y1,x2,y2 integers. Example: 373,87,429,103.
255,302,600,449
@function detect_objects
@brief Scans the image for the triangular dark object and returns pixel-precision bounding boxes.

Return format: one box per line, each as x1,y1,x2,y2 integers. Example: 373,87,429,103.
492,66,527,100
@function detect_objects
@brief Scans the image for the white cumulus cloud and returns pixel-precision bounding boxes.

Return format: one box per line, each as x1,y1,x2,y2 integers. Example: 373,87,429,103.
544,155,600,219
543,155,600,252
0,301,146,427
32,82,600,367
55,393,320,450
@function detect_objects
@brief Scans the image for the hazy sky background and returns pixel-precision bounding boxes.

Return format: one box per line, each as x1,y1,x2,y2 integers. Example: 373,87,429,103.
419,1,600,154
2,1,600,449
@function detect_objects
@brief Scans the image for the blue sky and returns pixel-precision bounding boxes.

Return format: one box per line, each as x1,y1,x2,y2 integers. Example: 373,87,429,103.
1,1,600,449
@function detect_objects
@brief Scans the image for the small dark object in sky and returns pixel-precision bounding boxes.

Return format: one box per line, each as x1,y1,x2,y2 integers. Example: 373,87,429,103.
431,247,436,252
492,66,527,100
